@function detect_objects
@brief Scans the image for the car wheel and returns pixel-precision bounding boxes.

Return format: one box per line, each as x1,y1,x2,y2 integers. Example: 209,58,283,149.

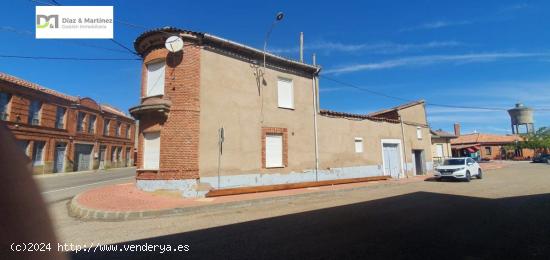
477,169,483,179
465,171,471,182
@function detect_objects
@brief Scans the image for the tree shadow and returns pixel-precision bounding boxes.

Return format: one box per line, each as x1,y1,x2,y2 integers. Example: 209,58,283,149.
71,191,550,259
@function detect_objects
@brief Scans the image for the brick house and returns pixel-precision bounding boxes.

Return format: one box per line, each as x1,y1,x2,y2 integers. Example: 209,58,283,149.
0,72,135,174
451,123,534,160
130,27,433,197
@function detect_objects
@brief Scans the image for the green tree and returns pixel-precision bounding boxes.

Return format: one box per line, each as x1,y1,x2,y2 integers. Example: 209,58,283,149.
520,127,550,150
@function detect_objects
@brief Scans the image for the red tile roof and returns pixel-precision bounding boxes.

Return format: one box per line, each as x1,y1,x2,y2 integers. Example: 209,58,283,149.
0,72,78,102
368,100,425,117
0,72,132,119
431,129,457,138
451,133,522,145
319,110,400,123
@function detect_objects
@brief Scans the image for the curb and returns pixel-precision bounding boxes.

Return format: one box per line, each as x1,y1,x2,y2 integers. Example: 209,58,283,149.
68,178,418,221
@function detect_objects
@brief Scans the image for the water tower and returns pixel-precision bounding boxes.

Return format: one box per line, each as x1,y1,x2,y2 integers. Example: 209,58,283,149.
507,103,534,134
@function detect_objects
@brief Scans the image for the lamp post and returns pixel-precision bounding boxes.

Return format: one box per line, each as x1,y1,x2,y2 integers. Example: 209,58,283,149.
263,12,284,69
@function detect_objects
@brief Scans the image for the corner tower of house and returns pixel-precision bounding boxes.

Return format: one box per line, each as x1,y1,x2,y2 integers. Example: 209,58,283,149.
130,28,202,195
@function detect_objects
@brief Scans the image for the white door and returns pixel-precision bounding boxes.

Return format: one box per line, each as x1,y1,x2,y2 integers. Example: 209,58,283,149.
143,132,160,169
383,143,402,178
265,134,283,168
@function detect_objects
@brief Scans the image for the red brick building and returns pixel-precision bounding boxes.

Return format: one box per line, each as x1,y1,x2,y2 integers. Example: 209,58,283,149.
451,123,534,160
0,72,135,174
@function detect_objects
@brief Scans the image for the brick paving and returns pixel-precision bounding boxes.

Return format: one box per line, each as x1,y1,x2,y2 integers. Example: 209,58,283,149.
71,161,511,220
72,175,425,218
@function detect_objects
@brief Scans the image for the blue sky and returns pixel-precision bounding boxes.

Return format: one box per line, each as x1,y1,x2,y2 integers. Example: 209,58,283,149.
2,0,550,134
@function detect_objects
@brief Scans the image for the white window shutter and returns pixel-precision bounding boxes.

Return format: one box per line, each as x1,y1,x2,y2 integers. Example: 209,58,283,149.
277,78,294,109
143,132,161,169
416,127,422,139
265,134,283,167
354,138,363,153
436,144,444,157
146,61,166,97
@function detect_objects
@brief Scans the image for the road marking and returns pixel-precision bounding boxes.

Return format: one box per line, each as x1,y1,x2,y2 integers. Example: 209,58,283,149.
41,177,134,194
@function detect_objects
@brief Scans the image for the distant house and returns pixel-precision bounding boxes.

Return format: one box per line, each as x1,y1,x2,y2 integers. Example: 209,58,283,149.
430,129,456,164
0,72,136,174
450,123,534,160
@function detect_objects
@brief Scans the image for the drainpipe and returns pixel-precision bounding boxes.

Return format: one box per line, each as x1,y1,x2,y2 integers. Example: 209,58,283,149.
399,115,408,179
312,72,320,182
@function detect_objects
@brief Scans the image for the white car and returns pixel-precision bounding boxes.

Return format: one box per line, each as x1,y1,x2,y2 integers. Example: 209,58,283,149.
434,157,482,182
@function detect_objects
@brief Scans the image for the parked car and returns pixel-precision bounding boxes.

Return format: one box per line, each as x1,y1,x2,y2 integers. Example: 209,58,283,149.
434,157,482,182
532,154,550,163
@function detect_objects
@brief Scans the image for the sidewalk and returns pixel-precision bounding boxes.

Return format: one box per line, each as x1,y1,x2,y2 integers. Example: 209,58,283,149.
69,161,510,221
69,175,424,221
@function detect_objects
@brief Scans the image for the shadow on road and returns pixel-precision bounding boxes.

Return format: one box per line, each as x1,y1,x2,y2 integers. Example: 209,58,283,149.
72,191,550,259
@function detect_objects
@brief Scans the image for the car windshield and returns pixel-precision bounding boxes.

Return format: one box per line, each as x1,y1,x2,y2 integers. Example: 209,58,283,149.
442,159,465,165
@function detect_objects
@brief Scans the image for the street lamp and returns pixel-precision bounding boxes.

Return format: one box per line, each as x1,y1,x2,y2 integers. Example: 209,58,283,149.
263,11,284,69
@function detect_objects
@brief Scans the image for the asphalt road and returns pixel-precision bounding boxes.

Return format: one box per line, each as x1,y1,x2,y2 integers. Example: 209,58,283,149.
36,167,135,203
43,162,550,259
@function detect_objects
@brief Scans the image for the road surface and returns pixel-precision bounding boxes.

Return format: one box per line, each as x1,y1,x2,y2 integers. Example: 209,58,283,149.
41,162,550,259
36,167,135,203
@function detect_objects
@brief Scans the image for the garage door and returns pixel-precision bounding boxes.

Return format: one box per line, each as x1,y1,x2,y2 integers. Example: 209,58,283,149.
383,143,402,178
74,144,94,172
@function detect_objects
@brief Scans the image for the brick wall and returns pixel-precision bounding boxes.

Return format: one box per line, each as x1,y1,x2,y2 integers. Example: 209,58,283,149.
0,76,136,174
261,127,289,168
136,44,201,180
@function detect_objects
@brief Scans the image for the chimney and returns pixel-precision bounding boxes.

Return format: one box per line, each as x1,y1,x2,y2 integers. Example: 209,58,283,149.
454,123,461,136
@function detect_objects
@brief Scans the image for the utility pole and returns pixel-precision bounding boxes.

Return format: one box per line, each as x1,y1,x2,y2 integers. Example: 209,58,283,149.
299,32,304,62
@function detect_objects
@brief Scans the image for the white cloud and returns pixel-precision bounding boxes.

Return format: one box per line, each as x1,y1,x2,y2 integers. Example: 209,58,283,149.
399,20,472,32
324,52,550,74
270,41,462,55
498,3,529,12
400,4,530,33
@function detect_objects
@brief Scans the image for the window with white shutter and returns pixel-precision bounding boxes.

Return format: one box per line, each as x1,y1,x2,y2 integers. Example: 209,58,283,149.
436,144,444,157
354,138,363,153
277,78,294,109
416,127,423,139
265,134,283,168
146,60,166,97
143,132,161,169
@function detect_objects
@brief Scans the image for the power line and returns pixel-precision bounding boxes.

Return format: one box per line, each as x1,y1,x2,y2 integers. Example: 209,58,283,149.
0,54,140,61
110,39,139,56
320,75,550,112
29,0,139,57
320,75,410,103
0,26,135,54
